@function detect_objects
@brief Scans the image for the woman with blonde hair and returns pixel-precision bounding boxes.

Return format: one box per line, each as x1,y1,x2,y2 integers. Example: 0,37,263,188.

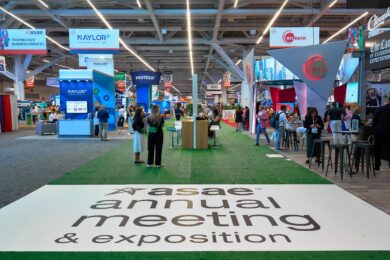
147,105,165,168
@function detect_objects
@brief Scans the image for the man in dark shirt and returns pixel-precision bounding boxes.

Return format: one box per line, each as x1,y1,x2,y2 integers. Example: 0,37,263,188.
373,97,390,171
175,104,182,121
327,103,345,144
97,105,110,141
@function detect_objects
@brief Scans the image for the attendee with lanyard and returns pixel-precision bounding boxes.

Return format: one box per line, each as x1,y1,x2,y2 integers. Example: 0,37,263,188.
304,107,324,164
255,105,270,145
147,105,165,168
275,105,288,151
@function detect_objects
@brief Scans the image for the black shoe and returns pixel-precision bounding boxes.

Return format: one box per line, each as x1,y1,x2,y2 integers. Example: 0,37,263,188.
305,159,310,164
254,143,259,146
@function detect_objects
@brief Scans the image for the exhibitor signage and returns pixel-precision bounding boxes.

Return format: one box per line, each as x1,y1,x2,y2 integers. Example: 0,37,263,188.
79,54,113,67
69,29,119,54
270,27,319,48
131,71,161,86
367,7,390,31
0,56,5,71
0,29,47,55
365,30,390,71
206,84,222,91
0,184,390,251
163,71,173,88
303,55,328,81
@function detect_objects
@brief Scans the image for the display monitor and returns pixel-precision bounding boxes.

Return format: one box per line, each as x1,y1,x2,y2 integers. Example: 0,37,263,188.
255,58,298,82
346,82,359,103
66,101,88,113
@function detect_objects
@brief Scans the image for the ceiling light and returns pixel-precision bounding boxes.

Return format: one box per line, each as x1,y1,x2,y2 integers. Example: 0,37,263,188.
84,0,155,71
234,0,239,8
136,0,142,8
256,0,289,44
37,0,49,8
218,79,222,84
0,6,69,51
186,0,194,76
235,59,242,65
329,0,338,8
323,11,368,44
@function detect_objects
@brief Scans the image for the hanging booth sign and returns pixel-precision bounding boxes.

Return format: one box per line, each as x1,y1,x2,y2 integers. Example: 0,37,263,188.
163,71,173,88
24,76,35,88
114,73,126,93
270,27,320,48
69,29,119,54
87,58,114,77
46,78,60,88
131,71,161,86
206,90,222,95
78,54,113,67
365,30,390,71
367,7,390,31
207,84,222,91
0,56,5,71
0,29,47,55
223,72,231,88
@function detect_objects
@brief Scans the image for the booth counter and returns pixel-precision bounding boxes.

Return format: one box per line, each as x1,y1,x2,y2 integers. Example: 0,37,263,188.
58,119,93,137
182,119,209,149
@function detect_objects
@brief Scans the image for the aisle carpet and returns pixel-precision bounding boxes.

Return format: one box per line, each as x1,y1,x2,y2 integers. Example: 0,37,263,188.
1,120,389,259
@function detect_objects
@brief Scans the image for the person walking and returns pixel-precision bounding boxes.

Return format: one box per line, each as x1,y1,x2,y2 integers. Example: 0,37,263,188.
244,106,250,131
93,107,100,137
175,104,182,121
97,105,109,141
255,105,270,145
303,107,324,164
274,105,288,150
373,97,390,171
147,105,165,168
328,102,345,144
117,105,125,135
235,106,243,132
132,107,145,164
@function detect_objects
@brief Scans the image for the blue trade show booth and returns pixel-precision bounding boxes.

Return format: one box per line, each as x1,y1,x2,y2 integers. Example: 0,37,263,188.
131,71,161,112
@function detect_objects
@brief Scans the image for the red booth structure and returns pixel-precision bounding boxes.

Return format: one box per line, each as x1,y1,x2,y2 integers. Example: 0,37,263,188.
334,83,347,107
269,87,296,111
0,95,18,133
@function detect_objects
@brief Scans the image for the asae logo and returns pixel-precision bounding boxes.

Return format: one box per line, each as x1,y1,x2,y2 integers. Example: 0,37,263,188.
282,30,307,44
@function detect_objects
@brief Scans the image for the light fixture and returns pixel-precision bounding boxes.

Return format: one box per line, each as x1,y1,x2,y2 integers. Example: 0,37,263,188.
136,0,142,8
84,0,155,71
256,0,289,44
323,11,368,44
218,79,222,84
0,6,69,51
37,0,49,8
329,0,338,8
186,0,194,76
235,59,242,65
234,0,239,8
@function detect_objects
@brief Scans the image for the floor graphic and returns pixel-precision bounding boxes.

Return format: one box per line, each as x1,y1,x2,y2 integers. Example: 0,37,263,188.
266,154,284,158
0,184,389,252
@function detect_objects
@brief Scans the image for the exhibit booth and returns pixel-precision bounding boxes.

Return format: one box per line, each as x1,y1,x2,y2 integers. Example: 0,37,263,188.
58,69,115,137
131,71,161,113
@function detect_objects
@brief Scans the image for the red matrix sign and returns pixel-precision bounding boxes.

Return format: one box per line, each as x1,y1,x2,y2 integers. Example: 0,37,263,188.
302,55,328,81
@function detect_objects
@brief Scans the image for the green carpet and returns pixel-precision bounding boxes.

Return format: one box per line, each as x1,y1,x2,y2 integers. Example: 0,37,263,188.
51,121,330,185
3,121,389,259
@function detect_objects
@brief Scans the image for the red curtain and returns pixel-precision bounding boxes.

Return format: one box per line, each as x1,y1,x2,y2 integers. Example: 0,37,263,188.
2,95,13,132
334,84,347,107
269,87,296,110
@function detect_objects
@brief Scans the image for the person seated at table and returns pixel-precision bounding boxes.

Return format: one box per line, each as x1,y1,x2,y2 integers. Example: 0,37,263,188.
208,108,221,137
48,110,58,123
286,113,301,144
303,107,324,164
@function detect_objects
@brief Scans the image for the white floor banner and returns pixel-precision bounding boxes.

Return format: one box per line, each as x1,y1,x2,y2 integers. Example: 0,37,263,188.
0,185,390,251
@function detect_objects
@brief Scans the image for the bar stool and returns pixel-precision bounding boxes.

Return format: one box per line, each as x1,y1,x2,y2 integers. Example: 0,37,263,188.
309,139,331,171
284,130,298,152
354,138,376,178
351,140,368,173
326,144,352,180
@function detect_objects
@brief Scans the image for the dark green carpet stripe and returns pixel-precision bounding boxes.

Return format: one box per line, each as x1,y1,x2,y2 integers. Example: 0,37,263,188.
51,121,330,185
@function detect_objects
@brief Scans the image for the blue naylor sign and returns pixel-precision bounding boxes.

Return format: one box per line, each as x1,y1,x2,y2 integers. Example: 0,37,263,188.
69,29,119,54
59,80,93,119
131,71,161,86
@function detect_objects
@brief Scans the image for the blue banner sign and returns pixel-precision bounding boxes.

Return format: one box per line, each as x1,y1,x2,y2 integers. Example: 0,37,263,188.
59,80,93,119
131,71,161,86
69,29,119,54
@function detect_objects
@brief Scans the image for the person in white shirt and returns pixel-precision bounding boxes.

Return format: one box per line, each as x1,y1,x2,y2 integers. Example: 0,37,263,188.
117,105,125,134
275,105,288,150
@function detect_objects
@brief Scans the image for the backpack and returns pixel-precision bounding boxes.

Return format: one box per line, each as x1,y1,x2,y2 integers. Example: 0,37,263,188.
270,112,281,129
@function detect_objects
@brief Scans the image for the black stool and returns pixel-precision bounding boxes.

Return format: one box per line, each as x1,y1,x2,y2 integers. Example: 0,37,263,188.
284,130,298,152
353,143,376,178
350,140,368,173
326,144,352,180
309,139,331,171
